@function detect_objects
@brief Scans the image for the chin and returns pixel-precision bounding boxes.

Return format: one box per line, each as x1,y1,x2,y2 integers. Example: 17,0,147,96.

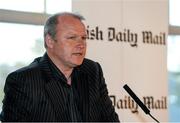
76,61,83,66
73,60,84,66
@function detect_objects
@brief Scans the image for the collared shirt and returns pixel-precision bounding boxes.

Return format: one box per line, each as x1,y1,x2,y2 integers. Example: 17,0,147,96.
46,54,82,121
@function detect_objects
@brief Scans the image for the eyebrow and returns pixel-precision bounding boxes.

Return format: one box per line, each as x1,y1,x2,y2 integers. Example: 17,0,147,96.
65,33,87,36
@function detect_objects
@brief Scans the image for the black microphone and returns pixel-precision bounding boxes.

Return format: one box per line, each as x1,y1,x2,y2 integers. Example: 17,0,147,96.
123,84,160,123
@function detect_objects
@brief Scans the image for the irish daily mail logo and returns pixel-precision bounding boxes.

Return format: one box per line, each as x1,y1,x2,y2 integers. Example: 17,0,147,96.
86,25,166,47
110,95,167,113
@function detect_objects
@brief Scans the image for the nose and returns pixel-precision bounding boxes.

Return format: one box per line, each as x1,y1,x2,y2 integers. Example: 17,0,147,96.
77,41,86,49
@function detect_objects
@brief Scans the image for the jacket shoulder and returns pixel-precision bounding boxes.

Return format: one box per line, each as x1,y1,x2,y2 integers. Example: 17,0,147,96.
7,57,42,79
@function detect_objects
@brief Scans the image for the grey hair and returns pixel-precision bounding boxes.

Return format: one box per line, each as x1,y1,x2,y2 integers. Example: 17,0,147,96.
44,12,85,48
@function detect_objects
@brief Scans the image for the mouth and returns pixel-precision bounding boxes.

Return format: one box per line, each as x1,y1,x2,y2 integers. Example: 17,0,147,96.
72,53,83,56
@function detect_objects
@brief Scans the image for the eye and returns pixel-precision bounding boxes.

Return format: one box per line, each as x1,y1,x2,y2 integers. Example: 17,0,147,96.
81,36,87,40
65,35,87,41
66,36,77,40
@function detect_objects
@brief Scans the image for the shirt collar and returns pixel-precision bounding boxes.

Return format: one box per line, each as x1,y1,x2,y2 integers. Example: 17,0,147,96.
46,53,68,83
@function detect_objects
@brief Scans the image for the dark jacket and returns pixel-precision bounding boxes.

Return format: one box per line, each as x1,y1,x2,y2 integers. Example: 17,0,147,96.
0,54,119,122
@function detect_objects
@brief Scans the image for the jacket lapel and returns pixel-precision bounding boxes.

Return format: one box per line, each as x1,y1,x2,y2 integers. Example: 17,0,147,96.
38,54,66,120
45,79,67,120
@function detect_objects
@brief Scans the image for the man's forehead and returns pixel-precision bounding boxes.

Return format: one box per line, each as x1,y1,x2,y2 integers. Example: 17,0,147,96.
57,15,81,23
57,16,85,29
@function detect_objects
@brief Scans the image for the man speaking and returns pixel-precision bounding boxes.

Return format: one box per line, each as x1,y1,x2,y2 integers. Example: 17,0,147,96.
0,12,119,122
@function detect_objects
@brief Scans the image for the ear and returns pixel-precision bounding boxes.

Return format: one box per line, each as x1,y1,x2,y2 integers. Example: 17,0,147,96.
45,34,54,49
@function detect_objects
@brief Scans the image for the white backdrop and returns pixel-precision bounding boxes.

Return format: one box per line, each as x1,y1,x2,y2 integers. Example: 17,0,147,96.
73,0,168,122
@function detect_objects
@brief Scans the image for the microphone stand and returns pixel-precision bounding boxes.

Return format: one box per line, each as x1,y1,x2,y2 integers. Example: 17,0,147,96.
123,84,160,123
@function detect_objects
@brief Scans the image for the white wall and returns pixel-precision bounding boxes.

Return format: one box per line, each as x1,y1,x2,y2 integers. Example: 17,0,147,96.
73,0,168,122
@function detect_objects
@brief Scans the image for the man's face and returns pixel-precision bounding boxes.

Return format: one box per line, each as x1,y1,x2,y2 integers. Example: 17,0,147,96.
48,16,87,69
